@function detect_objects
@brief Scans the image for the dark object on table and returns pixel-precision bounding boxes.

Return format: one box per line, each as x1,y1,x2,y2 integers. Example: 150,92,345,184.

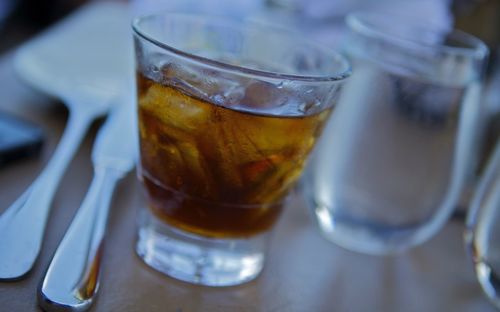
0,0,88,52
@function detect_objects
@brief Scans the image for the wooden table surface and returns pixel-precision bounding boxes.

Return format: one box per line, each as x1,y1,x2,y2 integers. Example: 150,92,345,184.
0,38,496,312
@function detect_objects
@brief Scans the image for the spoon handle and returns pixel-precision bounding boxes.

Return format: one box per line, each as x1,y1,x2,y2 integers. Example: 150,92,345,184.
38,166,122,312
0,109,94,280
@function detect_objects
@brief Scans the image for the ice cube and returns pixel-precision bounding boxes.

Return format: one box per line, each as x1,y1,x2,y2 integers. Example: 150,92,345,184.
139,82,210,132
160,63,212,101
198,109,246,191
284,82,340,116
210,83,246,106
161,63,248,107
241,154,301,203
240,81,290,111
176,140,218,198
141,52,172,82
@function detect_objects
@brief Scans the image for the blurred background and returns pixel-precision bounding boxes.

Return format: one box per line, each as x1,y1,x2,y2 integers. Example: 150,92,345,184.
0,0,498,169
0,0,498,54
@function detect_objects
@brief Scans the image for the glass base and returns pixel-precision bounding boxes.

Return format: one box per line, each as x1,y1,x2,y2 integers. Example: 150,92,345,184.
311,203,429,255
136,209,266,286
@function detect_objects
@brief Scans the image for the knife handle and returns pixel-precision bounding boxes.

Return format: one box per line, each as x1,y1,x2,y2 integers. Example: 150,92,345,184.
38,166,122,312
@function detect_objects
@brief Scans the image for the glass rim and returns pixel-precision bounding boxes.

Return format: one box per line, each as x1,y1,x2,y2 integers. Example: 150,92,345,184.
346,12,489,60
132,12,351,83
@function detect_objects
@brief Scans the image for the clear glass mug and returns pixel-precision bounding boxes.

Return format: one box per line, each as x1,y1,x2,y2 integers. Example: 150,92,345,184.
465,136,500,309
304,12,489,254
132,14,350,286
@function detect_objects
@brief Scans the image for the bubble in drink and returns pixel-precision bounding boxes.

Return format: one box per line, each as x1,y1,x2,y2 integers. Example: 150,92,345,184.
137,67,333,238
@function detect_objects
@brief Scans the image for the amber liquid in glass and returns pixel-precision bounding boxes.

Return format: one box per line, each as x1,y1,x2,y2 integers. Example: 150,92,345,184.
137,71,332,238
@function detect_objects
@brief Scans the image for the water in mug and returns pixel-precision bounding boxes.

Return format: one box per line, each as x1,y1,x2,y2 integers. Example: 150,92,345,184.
307,59,481,253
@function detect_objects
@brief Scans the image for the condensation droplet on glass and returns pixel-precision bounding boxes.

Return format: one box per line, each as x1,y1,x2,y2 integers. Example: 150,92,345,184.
211,94,226,105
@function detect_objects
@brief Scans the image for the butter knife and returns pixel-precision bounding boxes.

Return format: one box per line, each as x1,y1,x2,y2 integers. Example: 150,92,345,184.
38,101,136,312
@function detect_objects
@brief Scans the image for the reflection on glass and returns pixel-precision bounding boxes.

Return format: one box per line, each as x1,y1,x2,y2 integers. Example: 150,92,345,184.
466,138,500,309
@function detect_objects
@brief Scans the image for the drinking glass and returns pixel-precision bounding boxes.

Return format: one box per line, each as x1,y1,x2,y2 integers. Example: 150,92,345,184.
465,137,500,309
132,13,350,286
304,12,489,254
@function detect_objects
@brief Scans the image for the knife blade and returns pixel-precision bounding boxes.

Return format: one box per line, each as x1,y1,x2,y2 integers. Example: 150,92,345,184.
91,99,136,173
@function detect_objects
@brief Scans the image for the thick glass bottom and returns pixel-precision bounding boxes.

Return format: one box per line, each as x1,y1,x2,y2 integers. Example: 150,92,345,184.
136,209,267,286
310,202,436,255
